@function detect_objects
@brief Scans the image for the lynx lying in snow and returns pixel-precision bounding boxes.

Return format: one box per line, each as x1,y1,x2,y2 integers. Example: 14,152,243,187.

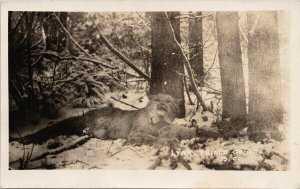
16,94,196,146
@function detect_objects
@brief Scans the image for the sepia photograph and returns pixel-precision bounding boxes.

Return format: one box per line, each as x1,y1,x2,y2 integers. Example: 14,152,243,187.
1,0,300,188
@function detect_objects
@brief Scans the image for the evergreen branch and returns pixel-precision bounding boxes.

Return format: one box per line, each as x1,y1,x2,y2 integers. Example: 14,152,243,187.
90,14,150,80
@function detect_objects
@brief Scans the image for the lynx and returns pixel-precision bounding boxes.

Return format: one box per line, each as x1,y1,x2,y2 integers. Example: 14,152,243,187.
17,94,196,146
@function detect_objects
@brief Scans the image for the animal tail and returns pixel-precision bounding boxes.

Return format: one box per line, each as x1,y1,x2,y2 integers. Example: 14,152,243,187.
13,116,86,145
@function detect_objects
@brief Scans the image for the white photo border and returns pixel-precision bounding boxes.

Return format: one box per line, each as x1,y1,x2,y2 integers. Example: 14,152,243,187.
1,0,300,188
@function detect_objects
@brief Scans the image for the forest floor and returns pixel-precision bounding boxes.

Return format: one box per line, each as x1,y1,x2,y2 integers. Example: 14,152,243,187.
9,91,290,170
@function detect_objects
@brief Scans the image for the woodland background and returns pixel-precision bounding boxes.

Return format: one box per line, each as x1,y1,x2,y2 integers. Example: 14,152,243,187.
8,11,290,170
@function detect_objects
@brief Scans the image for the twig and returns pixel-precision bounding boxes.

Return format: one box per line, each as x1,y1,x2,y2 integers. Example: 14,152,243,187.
239,24,248,44
148,146,192,170
178,154,192,170
127,79,146,82
31,55,44,67
11,12,26,36
31,39,43,49
184,75,194,105
202,84,222,93
52,13,92,58
162,12,209,112
169,146,192,170
203,24,216,47
111,96,140,110
27,144,35,162
203,49,218,79
127,147,143,157
175,13,213,20
148,154,168,170
30,135,89,162
204,39,217,48
33,51,117,69
90,14,150,80
110,147,128,157
106,140,114,153
135,12,151,30
110,147,143,158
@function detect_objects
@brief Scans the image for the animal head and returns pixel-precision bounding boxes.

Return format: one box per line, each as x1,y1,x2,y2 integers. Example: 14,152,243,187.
146,94,182,125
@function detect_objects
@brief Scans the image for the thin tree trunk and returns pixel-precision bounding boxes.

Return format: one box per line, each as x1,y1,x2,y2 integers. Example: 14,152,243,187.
216,12,247,127
160,12,209,112
189,11,204,86
25,13,35,109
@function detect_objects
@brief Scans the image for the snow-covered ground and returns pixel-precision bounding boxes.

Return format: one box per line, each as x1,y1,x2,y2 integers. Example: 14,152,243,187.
9,91,289,170
9,135,289,170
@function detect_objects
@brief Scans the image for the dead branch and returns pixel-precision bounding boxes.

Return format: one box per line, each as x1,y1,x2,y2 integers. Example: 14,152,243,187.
203,48,218,78
175,13,213,20
53,13,92,58
148,154,169,170
30,135,90,162
78,57,117,69
178,154,192,170
90,15,150,80
202,82,222,93
127,79,147,82
111,96,140,110
162,12,209,112
203,24,216,47
11,12,26,36
135,12,151,31
184,75,194,105
31,39,43,49
110,147,143,158
148,146,192,170
33,51,117,69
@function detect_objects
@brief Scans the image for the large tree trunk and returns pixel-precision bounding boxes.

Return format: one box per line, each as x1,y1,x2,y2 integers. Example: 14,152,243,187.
150,12,185,117
189,12,204,85
247,11,283,141
216,12,247,127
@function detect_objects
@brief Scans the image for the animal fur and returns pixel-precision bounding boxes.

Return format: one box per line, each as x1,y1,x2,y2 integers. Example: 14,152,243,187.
15,94,196,146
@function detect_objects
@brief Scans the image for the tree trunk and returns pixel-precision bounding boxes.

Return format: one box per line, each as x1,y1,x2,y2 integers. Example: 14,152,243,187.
189,12,204,86
25,13,36,109
247,11,283,141
67,12,80,56
216,12,247,127
43,12,67,53
150,12,185,117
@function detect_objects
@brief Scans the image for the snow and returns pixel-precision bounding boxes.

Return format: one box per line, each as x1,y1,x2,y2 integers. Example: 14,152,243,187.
9,91,289,170
9,135,289,170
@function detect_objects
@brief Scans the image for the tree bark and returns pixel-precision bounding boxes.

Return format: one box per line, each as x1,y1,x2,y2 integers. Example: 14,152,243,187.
25,13,36,109
150,12,185,117
247,11,283,141
43,12,67,53
216,12,247,127
160,12,209,112
189,12,204,85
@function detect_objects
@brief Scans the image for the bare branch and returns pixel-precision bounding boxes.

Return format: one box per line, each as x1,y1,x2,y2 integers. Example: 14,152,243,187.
33,51,117,69
175,13,213,20
89,15,150,80
203,48,218,78
52,13,92,58
161,12,209,112
111,96,140,110
30,135,90,162
11,12,26,36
